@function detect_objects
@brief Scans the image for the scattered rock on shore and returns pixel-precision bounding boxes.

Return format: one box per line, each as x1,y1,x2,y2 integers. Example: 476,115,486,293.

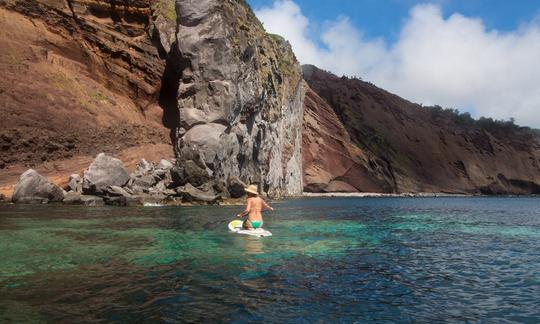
106,185,132,198
83,153,130,195
12,169,64,204
68,174,82,193
10,155,235,206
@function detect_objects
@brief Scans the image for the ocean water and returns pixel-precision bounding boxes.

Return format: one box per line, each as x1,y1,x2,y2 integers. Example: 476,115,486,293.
0,197,539,323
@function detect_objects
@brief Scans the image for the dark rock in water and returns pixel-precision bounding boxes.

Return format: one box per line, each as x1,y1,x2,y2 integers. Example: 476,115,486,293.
83,153,130,195
12,169,64,203
177,183,220,203
104,196,143,207
228,177,247,198
68,174,82,193
106,185,132,198
0,193,5,202
63,192,105,206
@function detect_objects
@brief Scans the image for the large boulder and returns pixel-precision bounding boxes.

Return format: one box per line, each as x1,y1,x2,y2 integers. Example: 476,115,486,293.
83,153,130,195
12,169,64,203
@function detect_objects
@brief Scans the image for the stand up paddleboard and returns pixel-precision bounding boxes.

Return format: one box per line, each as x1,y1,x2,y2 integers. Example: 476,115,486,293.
228,219,272,237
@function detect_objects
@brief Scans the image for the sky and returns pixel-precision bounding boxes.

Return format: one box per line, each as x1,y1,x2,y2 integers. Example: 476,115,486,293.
247,0,540,127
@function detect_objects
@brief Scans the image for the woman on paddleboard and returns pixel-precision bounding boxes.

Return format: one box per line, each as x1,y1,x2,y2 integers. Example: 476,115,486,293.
236,185,273,230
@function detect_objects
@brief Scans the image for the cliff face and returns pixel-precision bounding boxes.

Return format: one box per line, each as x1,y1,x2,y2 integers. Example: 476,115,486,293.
0,0,175,170
303,65,540,194
171,0,304,197
0,0,304,198
303,87,394,193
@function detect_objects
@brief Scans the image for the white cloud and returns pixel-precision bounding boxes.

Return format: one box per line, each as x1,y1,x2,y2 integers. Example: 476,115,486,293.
255,1,540,127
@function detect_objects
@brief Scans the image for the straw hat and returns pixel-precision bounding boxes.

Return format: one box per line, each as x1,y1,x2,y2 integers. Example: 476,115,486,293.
244,184,259,195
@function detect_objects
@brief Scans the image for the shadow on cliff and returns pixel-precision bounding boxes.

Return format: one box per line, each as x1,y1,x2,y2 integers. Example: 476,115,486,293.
158,43,183,149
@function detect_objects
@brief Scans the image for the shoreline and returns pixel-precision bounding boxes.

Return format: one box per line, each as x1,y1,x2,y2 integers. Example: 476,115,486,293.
303,192,476,198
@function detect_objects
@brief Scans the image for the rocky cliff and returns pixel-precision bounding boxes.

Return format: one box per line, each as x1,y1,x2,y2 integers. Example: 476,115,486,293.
170,0,304,197
303,65,540,194
0,0,305,199
303,87,393,193
0,0,177,169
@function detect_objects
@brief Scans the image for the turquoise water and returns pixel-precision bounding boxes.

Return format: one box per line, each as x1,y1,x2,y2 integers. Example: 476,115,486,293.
0,197,539,322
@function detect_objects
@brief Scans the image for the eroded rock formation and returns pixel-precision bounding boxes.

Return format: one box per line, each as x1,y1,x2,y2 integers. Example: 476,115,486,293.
303,65,540,194
170,0,305,197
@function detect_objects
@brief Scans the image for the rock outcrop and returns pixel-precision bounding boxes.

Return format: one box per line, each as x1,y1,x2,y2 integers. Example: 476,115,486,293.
170,0,305,198
0,0,304,199
303,65,540,194
12,169,64,203
83,153,130,195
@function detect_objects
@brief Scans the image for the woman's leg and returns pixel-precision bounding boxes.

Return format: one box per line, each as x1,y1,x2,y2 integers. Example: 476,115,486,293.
243,219,254,230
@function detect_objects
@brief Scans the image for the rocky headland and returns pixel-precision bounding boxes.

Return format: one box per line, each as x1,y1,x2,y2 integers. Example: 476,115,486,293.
303,65,540,194
1,0,539,205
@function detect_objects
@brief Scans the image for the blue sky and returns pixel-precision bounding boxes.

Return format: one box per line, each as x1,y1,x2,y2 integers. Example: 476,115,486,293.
247,0,540,127
247,0,540,43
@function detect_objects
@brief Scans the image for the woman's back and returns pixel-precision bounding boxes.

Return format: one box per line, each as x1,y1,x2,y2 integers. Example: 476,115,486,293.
247,197,264,221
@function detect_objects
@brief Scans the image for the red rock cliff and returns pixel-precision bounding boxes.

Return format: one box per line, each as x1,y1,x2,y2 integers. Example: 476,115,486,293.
303,65,540,194
0,0,176,192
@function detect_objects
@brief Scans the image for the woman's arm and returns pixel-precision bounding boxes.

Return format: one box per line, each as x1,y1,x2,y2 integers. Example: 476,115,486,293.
262,199,274,211
236,199,252,217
